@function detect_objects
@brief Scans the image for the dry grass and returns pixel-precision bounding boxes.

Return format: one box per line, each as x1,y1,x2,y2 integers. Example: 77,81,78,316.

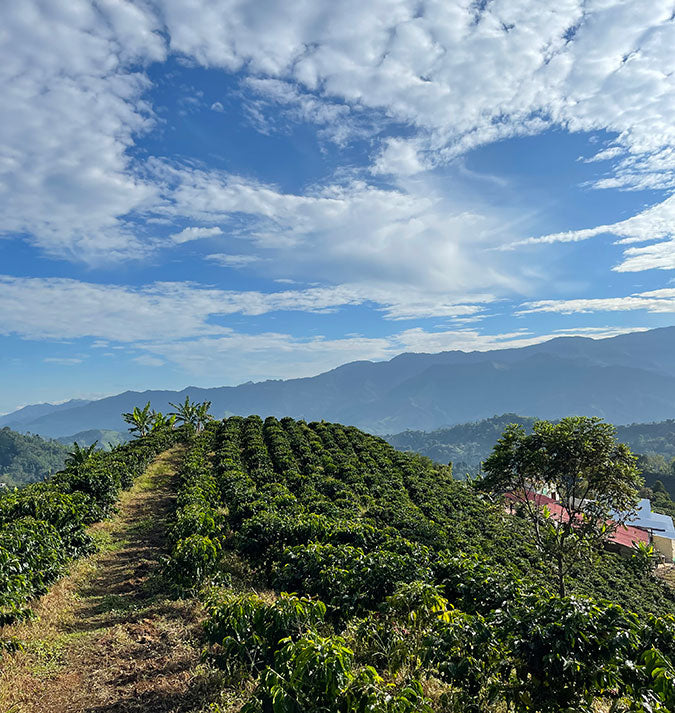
0,446,226,713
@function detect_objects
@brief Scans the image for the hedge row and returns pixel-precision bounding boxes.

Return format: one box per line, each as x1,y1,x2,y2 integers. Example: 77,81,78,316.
165,416,675,711
0,427,178,626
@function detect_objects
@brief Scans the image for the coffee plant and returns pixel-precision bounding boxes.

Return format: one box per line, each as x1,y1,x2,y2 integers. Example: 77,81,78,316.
161,415,675,711
0,425,178,627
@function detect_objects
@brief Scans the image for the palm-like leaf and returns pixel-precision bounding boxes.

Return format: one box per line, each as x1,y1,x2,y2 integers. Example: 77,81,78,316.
122,401,153,437
65,440,98,467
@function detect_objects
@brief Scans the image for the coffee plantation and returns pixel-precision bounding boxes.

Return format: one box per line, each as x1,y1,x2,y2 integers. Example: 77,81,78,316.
161,415,675,711
3,412,675,711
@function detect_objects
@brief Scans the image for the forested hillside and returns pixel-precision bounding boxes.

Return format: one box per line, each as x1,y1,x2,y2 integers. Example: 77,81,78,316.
387,414,675,481
55,428,128,449
0,427,70,487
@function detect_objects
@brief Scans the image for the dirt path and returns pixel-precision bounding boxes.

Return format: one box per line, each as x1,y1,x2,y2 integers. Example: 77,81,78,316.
0,446,222,713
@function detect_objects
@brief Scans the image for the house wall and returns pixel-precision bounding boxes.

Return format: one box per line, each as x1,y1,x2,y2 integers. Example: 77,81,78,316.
652,534,675,563
652,535,675,562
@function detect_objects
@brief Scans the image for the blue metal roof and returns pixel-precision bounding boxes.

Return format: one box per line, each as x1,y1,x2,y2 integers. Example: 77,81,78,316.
630,498,675,539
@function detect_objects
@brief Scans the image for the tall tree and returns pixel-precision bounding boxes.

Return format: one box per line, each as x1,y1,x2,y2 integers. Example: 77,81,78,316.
479,416,642,596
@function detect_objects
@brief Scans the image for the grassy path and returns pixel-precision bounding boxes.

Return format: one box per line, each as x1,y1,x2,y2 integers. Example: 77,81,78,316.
0,446,222,713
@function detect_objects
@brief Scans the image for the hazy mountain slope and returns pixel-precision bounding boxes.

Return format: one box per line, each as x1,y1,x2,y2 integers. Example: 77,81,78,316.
56,429,129,449
386,414,675,480
348,354,675,433
4,326,675,437
0,399,91,428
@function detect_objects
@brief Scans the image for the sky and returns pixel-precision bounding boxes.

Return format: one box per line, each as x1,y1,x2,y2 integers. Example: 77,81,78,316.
1,0,675,414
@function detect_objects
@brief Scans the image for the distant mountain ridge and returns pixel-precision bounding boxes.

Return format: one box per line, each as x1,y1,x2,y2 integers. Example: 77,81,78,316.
4,326,675,437
0,399,91,428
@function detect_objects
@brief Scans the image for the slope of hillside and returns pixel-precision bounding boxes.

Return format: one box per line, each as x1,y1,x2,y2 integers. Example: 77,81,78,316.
3,415,675,711
161,416,675,711
387,414,675,476
4,326,675,437
56,428,129,449
0,427,70,487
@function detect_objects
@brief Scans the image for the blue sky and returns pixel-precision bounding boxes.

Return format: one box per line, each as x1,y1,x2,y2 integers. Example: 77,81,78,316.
1,0,675,414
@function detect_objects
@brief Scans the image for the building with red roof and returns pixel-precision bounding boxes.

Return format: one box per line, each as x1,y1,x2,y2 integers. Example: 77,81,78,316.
504,489,649,556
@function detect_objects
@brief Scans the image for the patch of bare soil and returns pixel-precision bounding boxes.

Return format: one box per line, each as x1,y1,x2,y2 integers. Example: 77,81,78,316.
0,446,224,713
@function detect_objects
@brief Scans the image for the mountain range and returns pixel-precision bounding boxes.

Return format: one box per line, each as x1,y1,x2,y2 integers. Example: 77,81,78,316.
2,326,675,437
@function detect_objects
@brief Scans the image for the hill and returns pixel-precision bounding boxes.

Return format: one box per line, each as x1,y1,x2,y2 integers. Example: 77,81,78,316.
165,416,675,709
3,326,675,437
2,415,675,711
55,428,129,450
0,426,70,487
387,414,675,476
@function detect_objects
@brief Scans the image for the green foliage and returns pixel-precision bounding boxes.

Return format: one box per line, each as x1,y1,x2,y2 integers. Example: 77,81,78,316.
0,426,70,488
178,415,675,712
388,414,675,486
0,419,178,626
122,401,153,437
203,591,327,673
246,633,432,713
64,441,98,468
480,416,642,596
164,534,220,593
168,396,214,433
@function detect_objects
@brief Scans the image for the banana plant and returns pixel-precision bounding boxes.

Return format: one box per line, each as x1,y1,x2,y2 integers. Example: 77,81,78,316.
150,410,176,433
64,441,98,468
195,400,214,432
169,396,198,429
122,401,153,437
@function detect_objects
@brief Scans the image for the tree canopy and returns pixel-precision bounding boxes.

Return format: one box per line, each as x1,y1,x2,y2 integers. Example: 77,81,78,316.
479,416,642,596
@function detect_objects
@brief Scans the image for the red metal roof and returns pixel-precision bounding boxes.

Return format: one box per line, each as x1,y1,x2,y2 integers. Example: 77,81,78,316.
505,490,649,548
609,523,649,548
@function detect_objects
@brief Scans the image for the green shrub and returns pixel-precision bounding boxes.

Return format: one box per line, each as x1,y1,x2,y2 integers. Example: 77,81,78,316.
204,591,327,672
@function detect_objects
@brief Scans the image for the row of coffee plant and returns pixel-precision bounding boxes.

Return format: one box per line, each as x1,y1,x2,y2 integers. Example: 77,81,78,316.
164,422,223,593
0,427,178,627
167,416,675,711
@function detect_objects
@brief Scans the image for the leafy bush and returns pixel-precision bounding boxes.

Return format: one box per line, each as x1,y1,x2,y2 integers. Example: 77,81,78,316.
204,591,327,672
0,425,177,625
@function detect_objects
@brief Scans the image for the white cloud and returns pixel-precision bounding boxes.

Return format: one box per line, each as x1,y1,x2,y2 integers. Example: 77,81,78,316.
159,0,675,185
0,276,494,345
153,161,523,297
43,357,84,365
514,194,675,247
206,253,261,268
171,226,223,244
519,288,675,315
0,1,166,262
242,78,353,143
580,146,623,163
210,101,224,112
510,194,675,272
371,138,429,177
133,355,165,367
3,0,674,284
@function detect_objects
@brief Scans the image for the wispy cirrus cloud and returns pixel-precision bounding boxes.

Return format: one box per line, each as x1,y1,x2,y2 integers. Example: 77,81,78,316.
0,275,493,344
508,194,675,273
519,289,675,315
